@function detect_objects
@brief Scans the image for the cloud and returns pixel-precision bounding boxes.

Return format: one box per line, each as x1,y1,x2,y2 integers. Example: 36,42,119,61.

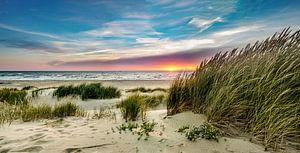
123,12,155,19
0,23,59,39
188,17,223,32
53,47,226,68
0,39,63,53
164,0,196,9
84,20,161,38
213,25,264,36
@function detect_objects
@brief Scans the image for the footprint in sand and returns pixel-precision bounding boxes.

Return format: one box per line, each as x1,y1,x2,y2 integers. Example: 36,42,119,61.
0,136,5,141
29,133,46,141
34,140,51,145
0,148,10,153
15,146,43,153
63,124,71,128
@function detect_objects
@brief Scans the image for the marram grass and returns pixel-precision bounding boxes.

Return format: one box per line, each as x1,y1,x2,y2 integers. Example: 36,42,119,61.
0,88,28,105
0,101,85,124
53,83,121,100
166,28,300,150
118,94,165,121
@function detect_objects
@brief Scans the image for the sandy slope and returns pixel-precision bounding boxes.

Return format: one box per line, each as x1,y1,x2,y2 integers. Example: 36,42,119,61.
0,80,272,153
0,110,268,153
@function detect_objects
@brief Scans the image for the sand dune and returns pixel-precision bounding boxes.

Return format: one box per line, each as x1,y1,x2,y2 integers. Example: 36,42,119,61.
0,80,274,153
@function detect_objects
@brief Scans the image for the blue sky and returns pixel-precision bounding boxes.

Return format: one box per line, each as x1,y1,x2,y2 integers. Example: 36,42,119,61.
0,0,299,71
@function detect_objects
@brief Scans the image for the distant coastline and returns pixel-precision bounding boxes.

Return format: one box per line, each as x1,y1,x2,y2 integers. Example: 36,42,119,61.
0,71,188,81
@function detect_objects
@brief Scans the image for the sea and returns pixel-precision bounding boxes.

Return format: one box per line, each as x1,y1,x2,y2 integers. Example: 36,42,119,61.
0,71,184,80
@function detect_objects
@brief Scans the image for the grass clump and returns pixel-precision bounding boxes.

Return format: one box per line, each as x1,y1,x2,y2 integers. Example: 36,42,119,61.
0,102,85,124
127,87,167,93
52,102,84,117
0,88,28,105
118,94,165,121
118,94,146,122
167,28,300,150
53,83,121,100
142,94,165,108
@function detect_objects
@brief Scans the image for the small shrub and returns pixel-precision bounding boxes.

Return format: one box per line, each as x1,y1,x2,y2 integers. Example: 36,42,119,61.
118,94,145,122
0,88,28,105
181,123,220,141
137,121,157,140
116,122,139,133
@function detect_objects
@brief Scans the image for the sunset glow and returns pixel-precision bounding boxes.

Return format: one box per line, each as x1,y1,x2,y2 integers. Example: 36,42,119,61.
0,1,299,71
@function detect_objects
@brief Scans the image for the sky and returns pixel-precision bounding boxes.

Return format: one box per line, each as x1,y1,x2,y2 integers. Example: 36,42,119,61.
0,0,299,71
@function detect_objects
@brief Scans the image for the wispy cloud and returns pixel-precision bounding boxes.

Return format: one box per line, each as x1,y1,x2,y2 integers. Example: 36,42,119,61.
0,39,63,53
83,20,161,38
53,47,225,68
123,12,155,19
163,0,196,9
188,17,223,32
0,23,59,39
213,25,264,36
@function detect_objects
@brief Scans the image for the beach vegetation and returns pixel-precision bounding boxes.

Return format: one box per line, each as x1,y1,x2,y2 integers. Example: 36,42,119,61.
118,94,165,121
0,88,28,105
167,28,300,149
0,101,85,124
115,121,157,140
21,86,36,90
143,94,165,108
182,123,220,141
118,94,146,121
126,87,167,93
53,83,121,100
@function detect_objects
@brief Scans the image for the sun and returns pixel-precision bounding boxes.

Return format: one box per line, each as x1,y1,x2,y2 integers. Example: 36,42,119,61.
166,67,176,72
165,66,178,72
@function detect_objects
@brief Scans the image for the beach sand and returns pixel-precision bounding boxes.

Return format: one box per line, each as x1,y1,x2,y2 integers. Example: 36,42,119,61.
0,80,274,153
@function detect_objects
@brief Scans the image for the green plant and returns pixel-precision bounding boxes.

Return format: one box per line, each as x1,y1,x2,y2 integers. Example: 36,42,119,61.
115,121,157,140
177,125,190,133
53,83,121,100
116,122,139,133
0,88,28,105
167,28,300,149
118,94,146,121
137,121,157,140
182,123,220,141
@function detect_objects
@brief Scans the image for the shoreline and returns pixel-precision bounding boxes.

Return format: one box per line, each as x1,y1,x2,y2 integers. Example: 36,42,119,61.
0,80,172,89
